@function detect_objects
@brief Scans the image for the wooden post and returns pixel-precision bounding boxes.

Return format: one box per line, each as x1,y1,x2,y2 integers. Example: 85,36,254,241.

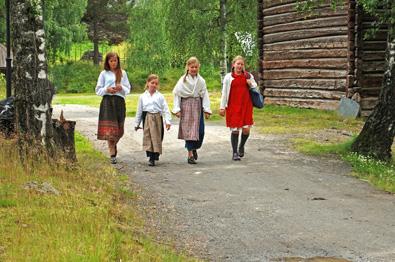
257,0,264,92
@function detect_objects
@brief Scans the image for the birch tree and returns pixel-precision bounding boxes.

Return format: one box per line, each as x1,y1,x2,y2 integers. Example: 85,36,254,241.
11,0,56,158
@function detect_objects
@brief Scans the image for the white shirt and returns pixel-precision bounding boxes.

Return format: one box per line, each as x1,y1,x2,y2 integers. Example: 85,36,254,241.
135,90,172,127
95,70,131,99
172,74,212,114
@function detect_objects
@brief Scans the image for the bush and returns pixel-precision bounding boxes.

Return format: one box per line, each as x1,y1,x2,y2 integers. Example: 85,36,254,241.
49,61,102,93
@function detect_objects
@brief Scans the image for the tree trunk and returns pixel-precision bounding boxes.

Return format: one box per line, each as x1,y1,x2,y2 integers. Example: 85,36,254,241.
351,1,395,161
93,21,100,65
257,0,264,90
220,0,227,83
11,0,56,159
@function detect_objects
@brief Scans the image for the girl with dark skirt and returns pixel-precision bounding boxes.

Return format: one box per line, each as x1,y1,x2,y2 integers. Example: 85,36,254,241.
220,55,257,161
134,74,171,166
172,57,211,164
95,52,131,164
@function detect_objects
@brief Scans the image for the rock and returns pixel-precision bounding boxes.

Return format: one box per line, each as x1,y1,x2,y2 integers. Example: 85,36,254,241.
24,181,60,195
337,97,360,118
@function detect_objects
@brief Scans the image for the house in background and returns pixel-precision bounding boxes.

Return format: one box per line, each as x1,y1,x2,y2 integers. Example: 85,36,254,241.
258,0,387,116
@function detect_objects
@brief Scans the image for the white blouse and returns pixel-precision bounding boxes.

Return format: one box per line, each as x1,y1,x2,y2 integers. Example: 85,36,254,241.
95,70,131,99
172,74,212,114
135,90,172,127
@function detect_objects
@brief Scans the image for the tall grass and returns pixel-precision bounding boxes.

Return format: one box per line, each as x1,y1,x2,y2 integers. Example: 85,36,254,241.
0,134,196,261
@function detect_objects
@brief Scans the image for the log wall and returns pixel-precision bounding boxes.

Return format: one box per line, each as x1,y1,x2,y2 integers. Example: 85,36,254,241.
355,6,388,116
262,0,350,110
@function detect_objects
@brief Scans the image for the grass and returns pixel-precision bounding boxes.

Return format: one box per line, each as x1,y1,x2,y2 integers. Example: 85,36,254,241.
0,133,196,261
0,73,5,99
293,138,395,193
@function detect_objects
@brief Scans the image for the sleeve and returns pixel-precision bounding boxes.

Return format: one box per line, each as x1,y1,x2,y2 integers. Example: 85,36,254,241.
220,74,229,109
120,70,131,96
201,79,212,114
248,74,258,89
135,95,143,127
172,78,182,114
160,95,172,125
95,71,107,96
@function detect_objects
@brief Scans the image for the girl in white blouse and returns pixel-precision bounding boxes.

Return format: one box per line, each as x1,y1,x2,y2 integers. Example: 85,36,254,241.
135,74,171,166
95,52,131,164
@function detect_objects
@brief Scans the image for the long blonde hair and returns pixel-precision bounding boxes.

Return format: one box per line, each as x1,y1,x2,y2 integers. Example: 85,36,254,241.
183,56,200,82
231,55,246,73
145,74,159,89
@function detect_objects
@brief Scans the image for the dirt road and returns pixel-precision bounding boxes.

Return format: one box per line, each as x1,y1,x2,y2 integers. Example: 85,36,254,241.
54,104,395,262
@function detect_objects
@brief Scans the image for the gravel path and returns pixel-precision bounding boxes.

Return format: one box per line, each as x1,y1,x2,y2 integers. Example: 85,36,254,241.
54,104,395,262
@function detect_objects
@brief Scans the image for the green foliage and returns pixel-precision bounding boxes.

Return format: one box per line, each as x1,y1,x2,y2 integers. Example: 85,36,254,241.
127,0,170,73
0,0,4,43
43,0,88,62
0,73,5,99
128,0,258,72
49,61,101,93
82,0,129,45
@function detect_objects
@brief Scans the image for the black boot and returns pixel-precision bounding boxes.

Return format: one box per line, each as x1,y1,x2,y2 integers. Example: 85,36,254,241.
239,133,249,157
231,132,240,161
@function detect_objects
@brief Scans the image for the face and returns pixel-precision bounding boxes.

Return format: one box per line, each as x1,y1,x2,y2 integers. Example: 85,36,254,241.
188,63,199,76
108,56,118,70
147,78,159,92
233,59,245,74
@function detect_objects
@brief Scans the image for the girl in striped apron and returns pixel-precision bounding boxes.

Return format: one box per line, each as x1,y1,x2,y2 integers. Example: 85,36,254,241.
172,57,212,164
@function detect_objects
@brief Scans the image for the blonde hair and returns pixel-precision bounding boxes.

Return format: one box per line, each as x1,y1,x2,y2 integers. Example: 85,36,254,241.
145,74,159,89
231,55,246,73
184,56,200,82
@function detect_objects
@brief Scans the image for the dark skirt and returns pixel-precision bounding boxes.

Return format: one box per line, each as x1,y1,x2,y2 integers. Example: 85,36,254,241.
97,95,126,141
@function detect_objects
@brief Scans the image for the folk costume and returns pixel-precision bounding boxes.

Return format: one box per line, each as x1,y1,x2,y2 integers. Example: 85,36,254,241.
173,74,211,154
135,90,171,165
96,70,131,141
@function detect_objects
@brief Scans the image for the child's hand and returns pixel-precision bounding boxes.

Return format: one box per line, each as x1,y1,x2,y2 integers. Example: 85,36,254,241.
115,84,122,92
246,79,252,87
219,109,225,117
165,124,171,130
175,112,181,118
204,112,210,119
107,86,116,94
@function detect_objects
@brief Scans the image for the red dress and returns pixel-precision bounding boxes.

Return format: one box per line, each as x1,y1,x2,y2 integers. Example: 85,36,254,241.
226,72,253,128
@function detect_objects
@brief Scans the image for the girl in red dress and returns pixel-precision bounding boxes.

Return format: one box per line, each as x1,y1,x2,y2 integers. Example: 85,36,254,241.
220,56,257,160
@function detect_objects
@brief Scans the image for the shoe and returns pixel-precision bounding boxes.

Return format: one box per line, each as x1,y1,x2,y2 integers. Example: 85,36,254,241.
192,149,198,160
232,153,241,161
187,157,197,164
148,159,155,166
110,156,117,164
239,147,244,158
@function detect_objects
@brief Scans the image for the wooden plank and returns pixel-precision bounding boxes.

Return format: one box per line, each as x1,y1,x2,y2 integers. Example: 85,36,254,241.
360,74,383,87
264,7,348,27
360,96,379,110
362,61,385,72
264,49,348,61
264,16,348,34
264,36,348,51
264,97,340,110
362,41,387,50
264,27,348,44
264,0,295,9
362,51,386,61
263,79,347,90
264,69,347,79
263,58,348,70
264,88,345,99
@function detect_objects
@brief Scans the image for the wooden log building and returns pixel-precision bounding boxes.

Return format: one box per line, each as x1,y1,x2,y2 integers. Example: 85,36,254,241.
258,0,387,116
